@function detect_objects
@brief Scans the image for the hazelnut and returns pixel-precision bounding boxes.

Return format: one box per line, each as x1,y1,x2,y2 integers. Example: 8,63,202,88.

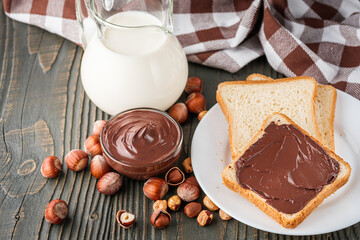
168,103,188,124
153,200,168,211
177,182,200,202
97,172,123,195
90,155,111,179
219,209,232,220
41,156,62,178
184,202,202,218
165,167,185,186
182,157,193,173
143,177,169,201
203,196,219,211
197,210,213,226
186,92,206,114
150,210,171,229
93,120,107,136
167,195,181,211
84,135,102,156
65,149,89,171
45,199,68,224
184,176,200,188
198,110,208,121
185,76,202,94
116,210,135,229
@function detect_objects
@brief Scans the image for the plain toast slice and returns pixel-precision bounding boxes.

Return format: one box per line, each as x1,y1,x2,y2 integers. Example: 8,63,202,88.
246,74,337,150
216,77,321,161
222,113,351,228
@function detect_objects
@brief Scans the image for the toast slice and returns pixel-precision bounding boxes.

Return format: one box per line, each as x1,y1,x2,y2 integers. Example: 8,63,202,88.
246,74,337,150
216,77,321,161
222,113,351,228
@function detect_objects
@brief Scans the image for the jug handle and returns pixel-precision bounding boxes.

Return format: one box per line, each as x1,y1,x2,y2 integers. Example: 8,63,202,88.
163,0,174,33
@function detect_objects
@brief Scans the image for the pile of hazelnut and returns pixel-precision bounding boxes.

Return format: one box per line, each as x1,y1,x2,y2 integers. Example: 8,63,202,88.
41,119,124,224
143,158,232,229
168,77,208,123
40,76,230,228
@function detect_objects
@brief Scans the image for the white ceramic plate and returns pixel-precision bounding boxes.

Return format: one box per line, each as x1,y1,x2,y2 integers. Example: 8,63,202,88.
192,90,360,235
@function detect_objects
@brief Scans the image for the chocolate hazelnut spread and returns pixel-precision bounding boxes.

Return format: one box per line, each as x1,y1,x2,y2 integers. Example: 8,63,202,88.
235,122,339,214
102,109,181,166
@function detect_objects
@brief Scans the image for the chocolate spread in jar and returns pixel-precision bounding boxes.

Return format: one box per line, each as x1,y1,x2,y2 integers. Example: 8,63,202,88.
235,122,339,214
102,109,181,165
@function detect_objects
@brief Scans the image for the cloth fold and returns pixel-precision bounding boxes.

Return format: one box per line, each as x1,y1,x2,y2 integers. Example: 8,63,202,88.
3,0,360,99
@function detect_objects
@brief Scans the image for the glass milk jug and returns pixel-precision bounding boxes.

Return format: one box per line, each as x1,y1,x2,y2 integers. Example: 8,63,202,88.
76,0,188,115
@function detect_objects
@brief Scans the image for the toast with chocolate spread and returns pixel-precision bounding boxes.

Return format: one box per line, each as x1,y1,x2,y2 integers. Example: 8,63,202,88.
246,74,337,151
216,77,321,161
222,113,351,228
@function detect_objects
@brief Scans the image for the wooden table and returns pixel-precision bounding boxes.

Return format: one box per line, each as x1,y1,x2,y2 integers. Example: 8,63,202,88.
0,3,359,239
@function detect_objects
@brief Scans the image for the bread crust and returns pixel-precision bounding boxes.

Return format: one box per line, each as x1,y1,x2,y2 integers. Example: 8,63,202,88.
246,73,274,81
329,86,337,149
222,113,351,228
318,85,337,150
216,77,321,161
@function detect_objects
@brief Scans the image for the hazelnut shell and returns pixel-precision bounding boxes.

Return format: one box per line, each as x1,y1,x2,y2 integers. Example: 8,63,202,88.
164,167,185,186
41,156,62,178
116,210,135,229
186,92,206,114
45,199,68,224
90,155,111,179
93,120,107,136
150,210,171,229
185,77,202,94
143,177,169,201
65,149,89,172
84,135,103,156
168,103,188,124
97,172,123,195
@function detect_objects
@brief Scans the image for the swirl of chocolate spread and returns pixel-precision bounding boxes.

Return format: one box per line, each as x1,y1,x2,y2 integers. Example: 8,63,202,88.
102,109,181,165
236,122,339,214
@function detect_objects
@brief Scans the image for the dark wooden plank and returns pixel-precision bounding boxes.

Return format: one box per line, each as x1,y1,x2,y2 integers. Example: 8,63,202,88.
0,2,359,239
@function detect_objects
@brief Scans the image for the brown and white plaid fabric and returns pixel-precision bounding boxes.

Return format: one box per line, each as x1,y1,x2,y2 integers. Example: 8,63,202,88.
3,0,360,99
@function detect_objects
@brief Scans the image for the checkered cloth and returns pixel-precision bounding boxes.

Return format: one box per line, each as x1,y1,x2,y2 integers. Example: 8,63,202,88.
3,0,360,99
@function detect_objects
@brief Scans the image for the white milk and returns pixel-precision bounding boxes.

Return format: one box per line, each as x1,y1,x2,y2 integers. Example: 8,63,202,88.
81,11,188,115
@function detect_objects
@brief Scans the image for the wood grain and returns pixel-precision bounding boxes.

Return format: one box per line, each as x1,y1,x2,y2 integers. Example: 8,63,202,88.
0,1,358,239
